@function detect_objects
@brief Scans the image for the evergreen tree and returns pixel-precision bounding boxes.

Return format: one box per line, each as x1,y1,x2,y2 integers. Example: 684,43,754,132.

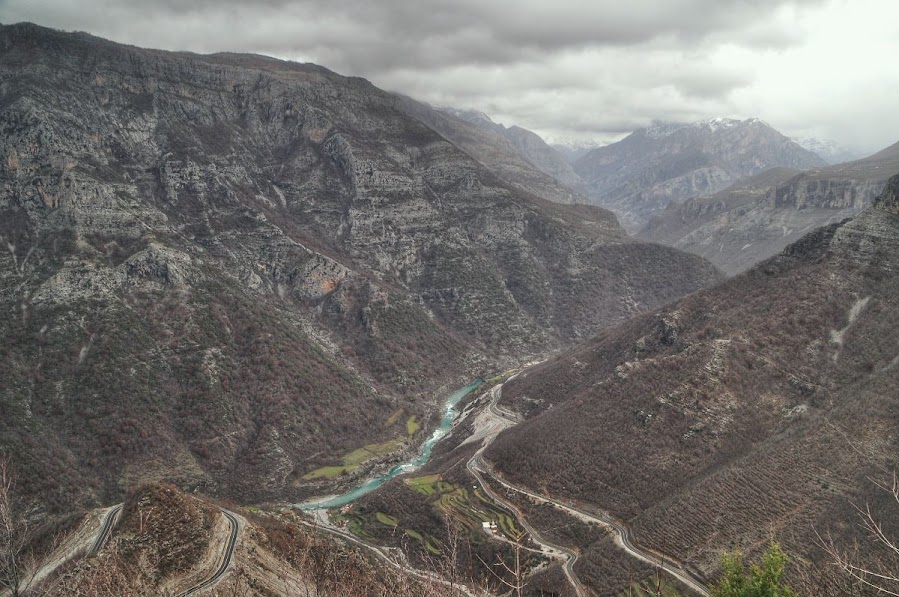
711,541,795,597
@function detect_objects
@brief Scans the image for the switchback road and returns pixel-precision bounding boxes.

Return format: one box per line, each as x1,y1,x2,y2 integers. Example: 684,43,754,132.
467,384,588,597
177,509,240,597
87,503,123,557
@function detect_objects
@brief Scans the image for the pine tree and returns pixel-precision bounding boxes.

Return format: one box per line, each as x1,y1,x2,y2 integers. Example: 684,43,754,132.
711,541,795,597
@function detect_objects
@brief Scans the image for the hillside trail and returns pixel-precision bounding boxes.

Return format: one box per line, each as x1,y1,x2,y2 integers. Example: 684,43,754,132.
3,504,121,596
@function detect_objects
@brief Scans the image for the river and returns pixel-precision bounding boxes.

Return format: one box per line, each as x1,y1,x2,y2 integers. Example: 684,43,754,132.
298,379,484,511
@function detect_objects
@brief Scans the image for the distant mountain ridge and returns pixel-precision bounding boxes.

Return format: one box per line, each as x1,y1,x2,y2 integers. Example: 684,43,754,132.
574,117,827,231
393,97,586,204
416,105,587,197
641,140,899,274
550,139,603,164
794,136,867,165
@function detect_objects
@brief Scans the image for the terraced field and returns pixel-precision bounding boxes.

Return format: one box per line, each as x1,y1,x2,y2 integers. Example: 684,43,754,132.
404,475,525,541
335,473,525,556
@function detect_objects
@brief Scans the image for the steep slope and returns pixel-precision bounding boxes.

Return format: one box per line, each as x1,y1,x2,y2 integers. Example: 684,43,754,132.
437,107,586,193
641,142,899,274
504,125,586,193
575,118,827,231
0,24,722,513
395,99,586,203
486,175,899,590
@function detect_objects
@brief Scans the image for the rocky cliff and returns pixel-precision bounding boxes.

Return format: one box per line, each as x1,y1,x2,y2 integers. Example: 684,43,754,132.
640,142,899,274
575,118,827,231
395,100,586,203
0,23,721,512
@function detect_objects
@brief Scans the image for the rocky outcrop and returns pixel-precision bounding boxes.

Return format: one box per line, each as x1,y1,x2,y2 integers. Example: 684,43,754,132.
828,174,899,270
639,143,899,275
768,176,884,209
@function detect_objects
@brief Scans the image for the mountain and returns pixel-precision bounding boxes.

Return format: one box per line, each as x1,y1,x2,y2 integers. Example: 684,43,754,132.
550,139,604,164
0,23,722,513
574,118,828,231
641,141,899,274
484,174,899,592
437,108,586,193
794,137,867,165
403,104,587,198
502,125,587,192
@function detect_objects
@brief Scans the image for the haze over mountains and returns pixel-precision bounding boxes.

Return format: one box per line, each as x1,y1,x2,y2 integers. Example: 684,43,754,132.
572,117,827,231
642,141,899,274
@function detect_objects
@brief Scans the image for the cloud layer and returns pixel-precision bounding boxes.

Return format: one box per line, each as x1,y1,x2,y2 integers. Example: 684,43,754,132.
3,0,898,151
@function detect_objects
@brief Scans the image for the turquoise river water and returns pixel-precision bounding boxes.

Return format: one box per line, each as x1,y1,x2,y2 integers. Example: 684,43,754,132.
298,379,484,511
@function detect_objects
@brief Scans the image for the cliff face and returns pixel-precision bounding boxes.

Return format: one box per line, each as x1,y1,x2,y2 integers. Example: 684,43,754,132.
640,143,899,275
769,176,885,209
394,98,586,204
575,118,827,231
0,24,721,511
424,106,586,195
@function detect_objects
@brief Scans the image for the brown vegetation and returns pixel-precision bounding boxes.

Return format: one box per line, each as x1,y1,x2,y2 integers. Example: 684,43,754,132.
486,183,899,593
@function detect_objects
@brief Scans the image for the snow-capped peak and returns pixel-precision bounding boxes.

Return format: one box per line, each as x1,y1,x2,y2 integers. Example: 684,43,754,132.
701,117,741,132
641,117,768,138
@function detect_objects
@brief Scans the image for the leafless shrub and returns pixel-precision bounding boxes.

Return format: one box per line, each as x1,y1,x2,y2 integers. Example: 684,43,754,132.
818,473,899,596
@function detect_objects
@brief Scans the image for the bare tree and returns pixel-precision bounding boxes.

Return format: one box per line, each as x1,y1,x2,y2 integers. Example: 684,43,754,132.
0,457,31,597
819,473,899,596
479,540,527,597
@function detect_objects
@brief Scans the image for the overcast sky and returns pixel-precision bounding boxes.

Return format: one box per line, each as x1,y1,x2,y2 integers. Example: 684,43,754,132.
3,0,898,151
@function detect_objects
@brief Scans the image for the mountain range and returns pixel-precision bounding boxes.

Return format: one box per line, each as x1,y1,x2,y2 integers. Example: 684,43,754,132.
573,118,828,231
3,20,899,597
0,23,720,513
641,141,899,274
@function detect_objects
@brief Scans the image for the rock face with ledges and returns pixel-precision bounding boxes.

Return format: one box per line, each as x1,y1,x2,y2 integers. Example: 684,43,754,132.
640,142,899,274
0,23,722,512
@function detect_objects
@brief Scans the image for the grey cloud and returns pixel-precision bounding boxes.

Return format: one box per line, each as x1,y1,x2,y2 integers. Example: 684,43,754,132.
3,0,825,73
2,0,897,151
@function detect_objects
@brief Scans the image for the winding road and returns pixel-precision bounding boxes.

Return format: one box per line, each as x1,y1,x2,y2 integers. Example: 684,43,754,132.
467,385,588,596
87,503,124,557
176,509,240,597
470,381,710,597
